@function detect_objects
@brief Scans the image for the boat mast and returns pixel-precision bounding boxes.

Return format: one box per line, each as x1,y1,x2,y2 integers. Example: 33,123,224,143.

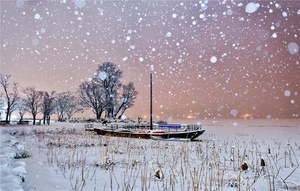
150,73,153,130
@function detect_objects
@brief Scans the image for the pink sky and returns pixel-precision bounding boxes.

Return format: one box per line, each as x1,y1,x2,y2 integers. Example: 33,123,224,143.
1,0,299,120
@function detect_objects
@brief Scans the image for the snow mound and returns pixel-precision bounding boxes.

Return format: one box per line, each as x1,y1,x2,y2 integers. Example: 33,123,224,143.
12,165,27,175
15,144,26,150
0,182,24,191
13,161,26,167
0,129,28,191
0,157,9,167
1,174,22,184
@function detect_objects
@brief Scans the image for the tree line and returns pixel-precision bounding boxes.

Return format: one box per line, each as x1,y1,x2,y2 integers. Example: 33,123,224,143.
0,62,138,125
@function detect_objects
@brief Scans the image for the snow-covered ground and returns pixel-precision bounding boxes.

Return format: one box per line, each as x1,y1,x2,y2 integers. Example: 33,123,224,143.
1,119,299,191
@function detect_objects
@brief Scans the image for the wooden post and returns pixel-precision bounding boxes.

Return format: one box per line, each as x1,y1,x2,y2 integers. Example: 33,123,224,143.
150,73,153,130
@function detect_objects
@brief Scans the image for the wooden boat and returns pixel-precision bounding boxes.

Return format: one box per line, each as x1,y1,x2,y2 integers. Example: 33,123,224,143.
93,126,205,141
92,75,205,141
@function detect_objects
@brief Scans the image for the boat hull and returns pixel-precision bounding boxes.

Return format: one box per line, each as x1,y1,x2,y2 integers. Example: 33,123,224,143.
93,128,205,141
150,136,191,142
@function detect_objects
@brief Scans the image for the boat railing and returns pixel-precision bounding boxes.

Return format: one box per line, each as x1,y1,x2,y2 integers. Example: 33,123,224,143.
187,124,202,131
157,124,201,132
108,124,119,130
102,123,202,132
84,124,94,131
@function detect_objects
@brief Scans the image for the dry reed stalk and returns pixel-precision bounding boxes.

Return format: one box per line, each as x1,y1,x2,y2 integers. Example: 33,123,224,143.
164,153,178,185
289,143,299,166
140,164,150,191
237,139,241,167
206,139,211,161
195,142,203,159
196,159,206,190
132,163,140,188
236,170,241,191
216,162,221,190
276,140,282,162
250,141,255,172
267,152,281,178
203,159,208,191
169,171,175,191
179,167,184,191
264,161,274,191
284,150,288,168
109,167,113,191
90,163,98,183
209,161,213,191
210,144,220,190
283,164,300,186
220,168,225,191
231,146,235,171
287,142,295,167
255,144,260,174
148,170,152,189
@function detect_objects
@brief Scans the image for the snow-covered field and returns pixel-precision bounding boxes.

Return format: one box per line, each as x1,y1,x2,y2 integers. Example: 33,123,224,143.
1,119,299,191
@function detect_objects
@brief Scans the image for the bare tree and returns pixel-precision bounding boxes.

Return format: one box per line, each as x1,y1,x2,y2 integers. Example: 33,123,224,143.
16,97,27,123
41,91,56,125
96,62,123,118
8,100,18,122
0,93,3,106
23,86,43,125
79,62,138,120
0,74,19,123
114,82,138,119
56,91,71,121
0,93,3,120
56,91,83,121
65,94,84,120
78,79,106,119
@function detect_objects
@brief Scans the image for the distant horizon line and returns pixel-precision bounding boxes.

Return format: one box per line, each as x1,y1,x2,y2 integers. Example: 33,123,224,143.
3,116,299,122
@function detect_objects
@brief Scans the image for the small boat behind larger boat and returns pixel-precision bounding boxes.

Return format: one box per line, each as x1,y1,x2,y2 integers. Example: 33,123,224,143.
93,123,205,141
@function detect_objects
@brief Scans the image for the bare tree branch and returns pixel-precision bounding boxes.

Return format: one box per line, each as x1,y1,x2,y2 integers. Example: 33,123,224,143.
56,91,83,121
96,62,123,118
77,79,105,119
22,86,43,125
41,91,56,125
0,74,19,123
115,82,138,119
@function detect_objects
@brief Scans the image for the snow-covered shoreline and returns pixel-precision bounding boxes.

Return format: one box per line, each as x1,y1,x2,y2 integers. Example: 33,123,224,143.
1,119,299,191
1,131,28,191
